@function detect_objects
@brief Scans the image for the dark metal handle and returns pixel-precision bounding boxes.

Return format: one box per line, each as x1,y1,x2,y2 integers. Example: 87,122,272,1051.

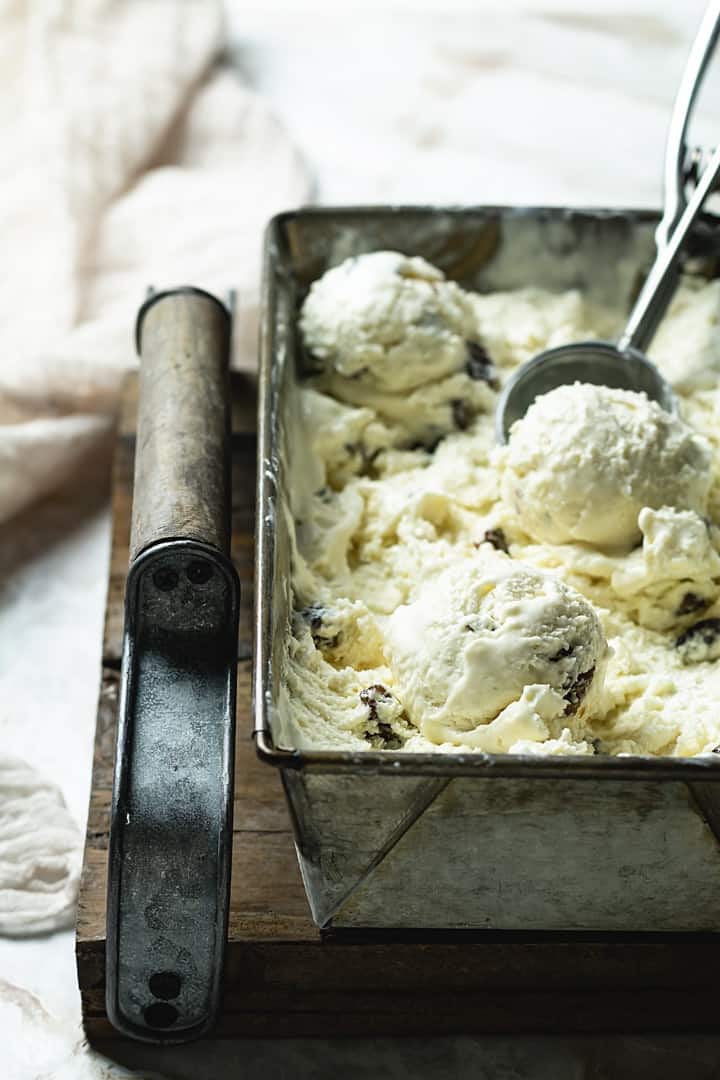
107,287,239,1044
657,0,720,251
619,2,720,354
130,287,232,561
619,142,720,353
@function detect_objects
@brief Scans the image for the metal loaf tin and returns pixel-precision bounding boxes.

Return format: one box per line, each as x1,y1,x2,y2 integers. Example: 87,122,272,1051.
255,206,720,932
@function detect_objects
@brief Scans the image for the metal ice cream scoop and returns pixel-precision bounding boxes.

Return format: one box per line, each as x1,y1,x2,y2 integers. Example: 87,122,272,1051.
496,0,720,442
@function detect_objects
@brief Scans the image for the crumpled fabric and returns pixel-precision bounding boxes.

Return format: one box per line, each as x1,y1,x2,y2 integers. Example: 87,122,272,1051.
0,0,311,526
0,978,153,1079
0,757,81,936
0,0,310,943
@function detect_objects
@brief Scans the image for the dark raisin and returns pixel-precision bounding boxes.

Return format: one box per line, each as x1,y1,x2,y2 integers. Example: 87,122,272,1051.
297,605,322,632
591,738,603,754
297,338,325,377
376,723,403,750
408,434,444,454
364,725,403,751
676,591,711,617
451,399,470,430
360,684,406,750
675,617,720,664
360,683,392,724
360,683,392,700
337,443,382,476
481,527,509,554
452,399,471,431
563,665,595,716
358,444,382,474
713,745,720,754
465,341,500,389
553,644,594,712
299,606,341,651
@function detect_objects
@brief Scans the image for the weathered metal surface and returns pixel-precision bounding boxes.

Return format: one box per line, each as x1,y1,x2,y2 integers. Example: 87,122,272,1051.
107,288,239,1042
107,542,239,1040
282,771,448,928
332,778,720,930
256,206,720,931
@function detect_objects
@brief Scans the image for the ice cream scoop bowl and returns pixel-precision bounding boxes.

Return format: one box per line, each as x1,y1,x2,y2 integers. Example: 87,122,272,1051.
496,0,720,443
496,341,677,439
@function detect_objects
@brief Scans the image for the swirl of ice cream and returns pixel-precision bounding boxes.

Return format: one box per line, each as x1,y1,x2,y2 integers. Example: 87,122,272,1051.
383,554,607,745
500,383,712,551
299,251,479,393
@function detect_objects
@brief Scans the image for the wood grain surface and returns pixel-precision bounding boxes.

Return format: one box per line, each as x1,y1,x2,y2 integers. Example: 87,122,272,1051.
130,292,232,560
77,373,720,1041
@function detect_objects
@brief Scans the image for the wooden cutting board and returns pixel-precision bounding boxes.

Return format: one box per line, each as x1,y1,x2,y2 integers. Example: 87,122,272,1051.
77,372,720,1042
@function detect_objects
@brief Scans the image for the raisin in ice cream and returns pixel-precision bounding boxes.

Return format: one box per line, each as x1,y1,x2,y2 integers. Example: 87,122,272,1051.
279,251,720,758
384,555,606,748
500,384,712,551
610,507,720,630
300,251,497,446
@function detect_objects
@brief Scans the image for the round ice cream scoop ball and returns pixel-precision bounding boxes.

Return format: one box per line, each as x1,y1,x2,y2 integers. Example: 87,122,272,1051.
495,340,676,442
299,251,479,393
384,557,607,741
500,383,712,551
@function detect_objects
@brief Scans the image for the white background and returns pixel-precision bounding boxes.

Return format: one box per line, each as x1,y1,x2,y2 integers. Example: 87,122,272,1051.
3,2,720,1076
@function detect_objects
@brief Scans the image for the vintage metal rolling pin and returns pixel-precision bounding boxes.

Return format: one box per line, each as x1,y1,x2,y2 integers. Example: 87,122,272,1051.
106,287,240,1044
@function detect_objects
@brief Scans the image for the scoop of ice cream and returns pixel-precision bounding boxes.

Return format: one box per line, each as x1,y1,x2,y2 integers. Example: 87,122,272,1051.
299,387,391,489
610,507,720,630
299,251,480,393
501,383,712,551
383,555,606,744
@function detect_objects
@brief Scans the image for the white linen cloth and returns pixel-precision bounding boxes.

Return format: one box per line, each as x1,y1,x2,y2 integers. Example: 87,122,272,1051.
0,758,81,936
0,0,310,939
0,0,310,526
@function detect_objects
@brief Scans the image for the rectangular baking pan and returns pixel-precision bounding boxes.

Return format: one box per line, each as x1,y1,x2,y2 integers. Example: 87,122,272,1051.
254,205,720,931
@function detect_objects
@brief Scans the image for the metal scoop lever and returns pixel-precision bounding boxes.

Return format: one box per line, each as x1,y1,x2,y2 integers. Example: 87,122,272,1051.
658,0,720,250
496,1,720,442
620,143,720,353
106,287,240,1044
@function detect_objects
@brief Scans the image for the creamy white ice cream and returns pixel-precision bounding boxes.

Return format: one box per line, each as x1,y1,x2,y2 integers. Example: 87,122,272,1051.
609,507,720,630
300,250,498,447
384,554,606,746
281,252,720,758
500,383,712,551
300,250,478,392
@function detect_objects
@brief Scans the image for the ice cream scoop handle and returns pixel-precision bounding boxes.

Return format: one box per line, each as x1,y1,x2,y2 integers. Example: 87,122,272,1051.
619,141,720,354
130,288,232,561
107,287,239,1043
657,0,720,251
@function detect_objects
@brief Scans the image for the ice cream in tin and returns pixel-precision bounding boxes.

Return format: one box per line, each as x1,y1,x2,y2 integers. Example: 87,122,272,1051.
281,249,720,758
